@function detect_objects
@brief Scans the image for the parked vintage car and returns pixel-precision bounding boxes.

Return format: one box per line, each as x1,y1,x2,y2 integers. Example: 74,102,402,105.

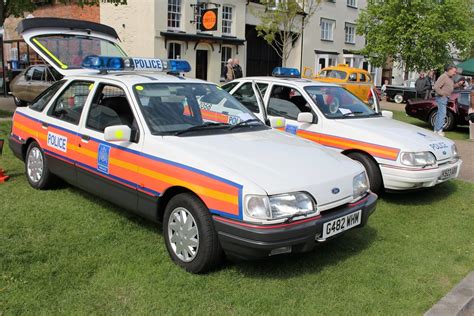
405,90,471,130
385,80,434,103
10,64,61,106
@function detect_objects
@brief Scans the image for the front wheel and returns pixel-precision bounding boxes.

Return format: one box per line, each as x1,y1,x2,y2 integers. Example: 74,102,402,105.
429,110,456,131
394,94,404,104
347,152,383,194
163,193,223,273
25,141,58,189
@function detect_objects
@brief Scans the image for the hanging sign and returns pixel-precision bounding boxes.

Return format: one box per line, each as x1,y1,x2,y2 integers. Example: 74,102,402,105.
201,8,218,31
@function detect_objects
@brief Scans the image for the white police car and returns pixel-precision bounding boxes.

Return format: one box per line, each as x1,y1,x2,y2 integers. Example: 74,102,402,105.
224,68,462,193
9,18,376,273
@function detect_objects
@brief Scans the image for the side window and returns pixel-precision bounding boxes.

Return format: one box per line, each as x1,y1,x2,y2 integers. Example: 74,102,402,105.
25,67,35,81
268,85,311,120
221,81,239,93
86,84,136,133
31,67,45,81
48,81,93,125
359,73,366,82
348,73,357,82
30,80,66,112
232,82,260,113
458,93,470,106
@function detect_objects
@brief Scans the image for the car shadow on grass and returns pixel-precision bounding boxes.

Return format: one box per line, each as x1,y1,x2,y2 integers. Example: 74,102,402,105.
381,181,458,206
230,226,377,279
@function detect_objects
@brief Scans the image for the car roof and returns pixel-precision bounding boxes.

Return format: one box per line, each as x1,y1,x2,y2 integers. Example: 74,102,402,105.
321,65,369,74
233,76,340,88
65,71,210,85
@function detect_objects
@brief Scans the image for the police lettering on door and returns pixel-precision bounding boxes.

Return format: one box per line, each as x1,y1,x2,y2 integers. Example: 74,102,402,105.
47,132,67,152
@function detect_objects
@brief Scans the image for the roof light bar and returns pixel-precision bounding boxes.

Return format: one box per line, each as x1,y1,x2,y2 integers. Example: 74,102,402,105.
81,56,191,74
272,67,301,78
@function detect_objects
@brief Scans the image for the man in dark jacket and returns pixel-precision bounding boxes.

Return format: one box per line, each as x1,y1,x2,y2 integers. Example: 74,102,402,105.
415,72,431,99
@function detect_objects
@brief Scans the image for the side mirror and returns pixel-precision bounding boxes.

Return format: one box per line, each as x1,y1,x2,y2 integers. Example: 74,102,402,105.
297,112,314,124
104,125,132,142
381,110,393,119
269,117,286,128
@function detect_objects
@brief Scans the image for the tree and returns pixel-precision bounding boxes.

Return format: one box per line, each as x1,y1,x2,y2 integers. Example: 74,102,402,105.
356,0,474,78
254,0,320,67
0,0,127,28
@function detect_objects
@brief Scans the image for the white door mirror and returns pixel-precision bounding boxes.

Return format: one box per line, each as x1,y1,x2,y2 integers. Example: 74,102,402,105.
381,110,393,119
297,112,313,123
104,125,132,142
269,117,286,128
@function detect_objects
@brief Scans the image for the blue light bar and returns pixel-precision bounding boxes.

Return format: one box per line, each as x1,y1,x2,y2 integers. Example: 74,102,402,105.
272,67,301,78
82,55,126,71
166,59,192,74
81,56,191,74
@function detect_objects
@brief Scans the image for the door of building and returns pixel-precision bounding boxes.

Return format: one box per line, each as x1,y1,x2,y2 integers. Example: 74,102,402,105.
196,50,208,80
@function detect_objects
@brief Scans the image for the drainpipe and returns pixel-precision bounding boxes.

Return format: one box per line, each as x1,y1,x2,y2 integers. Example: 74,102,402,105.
299,0,305,73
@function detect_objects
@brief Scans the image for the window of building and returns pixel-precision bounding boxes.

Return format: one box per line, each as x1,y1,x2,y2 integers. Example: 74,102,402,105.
345,23,355,44
220,46,233,80
48,81,93,125
195,0,207,31
168,0,182,30
168,42,182,59
321,19,334,41
347,0,357,8
222,5,233,35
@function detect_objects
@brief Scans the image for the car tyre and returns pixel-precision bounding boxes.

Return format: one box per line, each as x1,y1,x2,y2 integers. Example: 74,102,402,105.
429,110,456,131
163,193,223,274
347,152,383,194
25,141,59,189
394,94,404,104
13,96,27,107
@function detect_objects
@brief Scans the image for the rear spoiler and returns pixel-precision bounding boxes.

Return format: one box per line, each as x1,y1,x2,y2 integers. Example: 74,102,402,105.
16,17,119,40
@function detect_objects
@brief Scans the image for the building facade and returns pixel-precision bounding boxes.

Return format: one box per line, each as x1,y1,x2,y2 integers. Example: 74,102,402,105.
101,0,247,84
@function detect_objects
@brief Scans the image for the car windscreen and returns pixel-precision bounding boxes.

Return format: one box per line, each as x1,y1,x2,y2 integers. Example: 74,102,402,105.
31,35,125,70
133,83,265,135
304,86,377,119
318,70,347,80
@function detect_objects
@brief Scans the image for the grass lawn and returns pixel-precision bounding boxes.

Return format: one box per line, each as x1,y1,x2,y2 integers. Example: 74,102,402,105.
391,110,469,141
1,120,473,314
0,109,13,118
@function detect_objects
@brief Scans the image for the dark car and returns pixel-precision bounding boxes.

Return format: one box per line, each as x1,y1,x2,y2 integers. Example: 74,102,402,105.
10,64,62,106
405,90,471,131
385,80,434,103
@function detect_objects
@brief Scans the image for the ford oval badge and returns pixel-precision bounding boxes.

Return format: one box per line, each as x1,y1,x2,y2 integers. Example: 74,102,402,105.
332,188,340,194
443,151,447,155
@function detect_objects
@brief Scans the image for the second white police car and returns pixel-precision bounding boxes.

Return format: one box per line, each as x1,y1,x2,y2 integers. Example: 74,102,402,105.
9,18,376,273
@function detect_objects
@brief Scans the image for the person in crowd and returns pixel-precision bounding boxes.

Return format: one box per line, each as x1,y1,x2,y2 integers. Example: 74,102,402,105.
381,79,389,99
433,65,457,136
232,58,243,79
224,58,234,82
415,72,431,99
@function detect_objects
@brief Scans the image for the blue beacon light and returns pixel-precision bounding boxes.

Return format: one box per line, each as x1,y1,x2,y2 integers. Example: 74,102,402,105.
272,67,301,78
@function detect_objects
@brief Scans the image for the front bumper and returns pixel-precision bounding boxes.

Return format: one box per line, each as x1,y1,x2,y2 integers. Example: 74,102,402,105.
380,159,462,191
213,193,377,260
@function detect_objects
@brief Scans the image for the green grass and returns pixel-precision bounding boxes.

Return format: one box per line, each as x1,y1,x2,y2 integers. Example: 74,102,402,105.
392,110,469,140
1,120,473,314
0,109,13,118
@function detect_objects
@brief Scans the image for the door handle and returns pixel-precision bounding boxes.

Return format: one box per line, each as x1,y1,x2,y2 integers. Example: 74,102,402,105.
81,134,90,143
41,122,48,129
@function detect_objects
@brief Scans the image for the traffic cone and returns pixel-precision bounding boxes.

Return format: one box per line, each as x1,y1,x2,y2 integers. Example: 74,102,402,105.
0,168,9,183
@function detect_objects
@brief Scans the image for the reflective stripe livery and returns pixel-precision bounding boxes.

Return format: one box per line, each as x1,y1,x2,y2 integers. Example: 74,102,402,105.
12,111,243,219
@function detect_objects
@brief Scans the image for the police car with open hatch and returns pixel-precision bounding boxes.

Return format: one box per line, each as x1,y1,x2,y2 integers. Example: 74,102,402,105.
9,18,376,273
223,68,462,193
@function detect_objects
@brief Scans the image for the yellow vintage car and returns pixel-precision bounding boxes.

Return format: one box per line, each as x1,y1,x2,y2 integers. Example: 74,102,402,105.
311,64,374,102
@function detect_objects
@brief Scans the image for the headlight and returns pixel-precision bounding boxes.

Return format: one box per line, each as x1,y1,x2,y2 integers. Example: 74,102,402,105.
245,192,316,221
400,152,436,167
451,144,459,159
353,171,369,199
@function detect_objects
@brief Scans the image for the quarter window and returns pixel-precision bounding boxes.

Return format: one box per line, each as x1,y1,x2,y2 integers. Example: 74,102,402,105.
222,5,233,35
359,73,366,82
321,19,334,41
348,73,357,82
168,0,182,30
48,81,93,125
268,85,312,120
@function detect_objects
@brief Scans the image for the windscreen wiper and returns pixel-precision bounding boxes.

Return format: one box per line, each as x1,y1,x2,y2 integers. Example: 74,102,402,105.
341,111,364,118
228,119,263,130
174,122,229,135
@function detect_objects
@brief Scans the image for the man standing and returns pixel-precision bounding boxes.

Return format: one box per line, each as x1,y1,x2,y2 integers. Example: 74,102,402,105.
232,58,243,79
433,65,457,136
415,72,431,99
224,58,234,82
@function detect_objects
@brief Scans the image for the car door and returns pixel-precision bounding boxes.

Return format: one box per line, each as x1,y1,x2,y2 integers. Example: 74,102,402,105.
42,79,95,185
230,81,268,123
13,67,34,101
27,66,50,101
77,81,142,213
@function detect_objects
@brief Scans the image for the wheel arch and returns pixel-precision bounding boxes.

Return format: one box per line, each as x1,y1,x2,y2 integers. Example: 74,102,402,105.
157,186,206,223
22,137,38,160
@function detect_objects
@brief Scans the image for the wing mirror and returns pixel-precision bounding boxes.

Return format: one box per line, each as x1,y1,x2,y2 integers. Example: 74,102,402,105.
104,125,132,142
297,112,314,123
381,110,393,119
269,117,286,128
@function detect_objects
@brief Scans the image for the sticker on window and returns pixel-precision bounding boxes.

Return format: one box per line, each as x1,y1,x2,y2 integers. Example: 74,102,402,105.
98,143,111,174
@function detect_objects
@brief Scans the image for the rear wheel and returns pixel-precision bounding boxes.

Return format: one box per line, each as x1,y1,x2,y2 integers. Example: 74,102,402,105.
394,94,404,104
163,193,223,273
25,141,58,189
429,110,456,131
347,152,383,194
13,96,27,107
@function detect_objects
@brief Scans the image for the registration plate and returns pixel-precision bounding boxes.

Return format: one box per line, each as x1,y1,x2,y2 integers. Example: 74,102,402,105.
439,166,458,180
322,210,362,239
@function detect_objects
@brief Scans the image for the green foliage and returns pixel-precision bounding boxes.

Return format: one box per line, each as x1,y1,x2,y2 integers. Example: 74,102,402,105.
356,0,474,72
254,0,319,66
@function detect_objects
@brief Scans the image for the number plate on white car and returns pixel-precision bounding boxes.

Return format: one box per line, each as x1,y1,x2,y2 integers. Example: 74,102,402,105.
322,210,362,239
439,166,458,181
